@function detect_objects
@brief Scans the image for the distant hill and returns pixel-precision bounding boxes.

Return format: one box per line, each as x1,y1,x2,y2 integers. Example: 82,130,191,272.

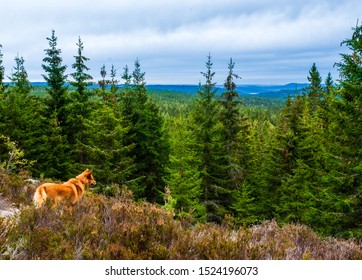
146,83,308,98
21,82,308,99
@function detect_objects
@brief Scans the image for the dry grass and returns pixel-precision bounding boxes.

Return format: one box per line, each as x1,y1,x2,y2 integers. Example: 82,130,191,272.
1,168,361,260
1,190,361,260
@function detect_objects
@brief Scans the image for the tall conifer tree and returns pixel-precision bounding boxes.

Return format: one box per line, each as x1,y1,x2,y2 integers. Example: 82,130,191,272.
70,37,93,101
306,63,323,112
120,59,169,203
333,22,362,234
192,54,224,222
219,59,243,189
68,37,93,165
8,54,32,95
0,44,5,95
42,30,68,124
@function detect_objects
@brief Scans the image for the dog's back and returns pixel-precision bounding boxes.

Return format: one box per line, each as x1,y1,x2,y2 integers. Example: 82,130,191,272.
33,184,48,208
33,182,78,208
33,169,95,208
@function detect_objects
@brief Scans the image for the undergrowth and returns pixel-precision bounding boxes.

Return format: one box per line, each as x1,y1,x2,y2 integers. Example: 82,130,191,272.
1,169,361,260
1,189,361,260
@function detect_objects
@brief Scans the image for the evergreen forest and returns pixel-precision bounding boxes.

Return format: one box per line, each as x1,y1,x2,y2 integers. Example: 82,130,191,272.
1,23,362,253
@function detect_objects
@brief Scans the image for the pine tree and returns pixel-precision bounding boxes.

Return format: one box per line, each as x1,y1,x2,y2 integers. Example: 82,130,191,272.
8,54,32,95
166,115,205,221
110,64,118,98
42,30,68,124
332,22,362,235
81,102,134,193
70,37,93,101
67,37,94,166
306,63,323,112
1,55,33,143
98,64,112,101
191,54,225,222
98,64,107,91
33,110,73,179
132,58,146,91
121,65,132,87
273,95,306,221
119,60,169,203
0,60,57,178
325,72,334,94
0,44,5,95
219,58,243,190
217,58,255,222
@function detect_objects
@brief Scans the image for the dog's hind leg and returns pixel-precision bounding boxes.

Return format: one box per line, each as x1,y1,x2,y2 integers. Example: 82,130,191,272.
33,186,47,208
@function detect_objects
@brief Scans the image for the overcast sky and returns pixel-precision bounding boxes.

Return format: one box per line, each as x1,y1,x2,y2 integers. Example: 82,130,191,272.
0,0,361,84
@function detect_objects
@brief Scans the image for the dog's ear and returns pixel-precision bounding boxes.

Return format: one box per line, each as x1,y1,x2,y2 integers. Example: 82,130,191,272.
86,169,93,179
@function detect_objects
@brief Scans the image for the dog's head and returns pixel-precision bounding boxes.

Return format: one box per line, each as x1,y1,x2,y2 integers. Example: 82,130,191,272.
77,169,97,187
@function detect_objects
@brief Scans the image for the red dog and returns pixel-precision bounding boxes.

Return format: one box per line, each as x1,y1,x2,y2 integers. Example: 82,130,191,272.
33,169,96,208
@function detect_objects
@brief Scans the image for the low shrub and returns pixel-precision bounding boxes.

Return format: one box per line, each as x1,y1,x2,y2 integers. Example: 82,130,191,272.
1,191,361,260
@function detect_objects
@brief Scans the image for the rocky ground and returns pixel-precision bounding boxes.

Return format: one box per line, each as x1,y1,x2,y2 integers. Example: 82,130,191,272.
0,196,19,218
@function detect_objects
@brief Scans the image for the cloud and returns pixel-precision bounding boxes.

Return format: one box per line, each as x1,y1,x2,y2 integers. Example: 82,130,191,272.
1,0,361,84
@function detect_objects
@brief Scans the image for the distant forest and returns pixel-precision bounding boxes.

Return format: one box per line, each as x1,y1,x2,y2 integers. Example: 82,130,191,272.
1,23,362,239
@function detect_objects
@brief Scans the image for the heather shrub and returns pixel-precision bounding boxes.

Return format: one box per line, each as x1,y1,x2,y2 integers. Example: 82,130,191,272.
0,168,36,207
1,191,361,260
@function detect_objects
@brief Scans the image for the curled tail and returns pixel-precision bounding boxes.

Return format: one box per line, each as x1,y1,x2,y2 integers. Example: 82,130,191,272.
33,186,47,208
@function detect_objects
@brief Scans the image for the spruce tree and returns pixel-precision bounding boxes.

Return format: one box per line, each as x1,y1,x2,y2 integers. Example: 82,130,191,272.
306,63,323,112
0,44,5,95
2,55,32,141
132,58,146,91
70,37,93,101
119,60,169,203
273,95,306,221
219,58,249,219
191,54,224,222
325,72,334,95
81,102,134,192
333,22,362,235
34,110,73,179
8,54,32,95
99,64,107,91
98,64,111,101
121,65,132,87
110,64,118,98
0,55,56,178
42,30,69,127
67,37,94,165
166,115,205,221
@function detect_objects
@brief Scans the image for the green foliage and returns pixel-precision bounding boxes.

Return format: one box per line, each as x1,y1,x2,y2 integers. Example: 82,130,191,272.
1,194,361,260
81,103,134,189
191,54,226,222
119,60,170,203
1,25,362,243
0,135,34,173
66,37,95,167
8,54,32,95
166,115,205,221
0,44,5,95
332,21,362,234
42,30,68,125
70,37,93,99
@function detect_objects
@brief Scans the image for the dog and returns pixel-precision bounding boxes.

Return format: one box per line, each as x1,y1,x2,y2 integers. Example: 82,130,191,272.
33,169,96,208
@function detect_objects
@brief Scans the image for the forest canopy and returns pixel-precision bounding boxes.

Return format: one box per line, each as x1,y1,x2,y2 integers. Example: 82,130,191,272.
1,24,362,239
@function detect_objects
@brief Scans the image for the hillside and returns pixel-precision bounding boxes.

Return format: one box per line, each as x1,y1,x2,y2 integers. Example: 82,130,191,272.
26,82,308,98
1,171,361,260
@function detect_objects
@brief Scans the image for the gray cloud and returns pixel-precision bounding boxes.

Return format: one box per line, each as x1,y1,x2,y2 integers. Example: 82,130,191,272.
1,0,361,84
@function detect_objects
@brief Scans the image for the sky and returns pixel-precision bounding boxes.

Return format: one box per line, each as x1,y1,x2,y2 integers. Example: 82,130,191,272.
0,0,361,85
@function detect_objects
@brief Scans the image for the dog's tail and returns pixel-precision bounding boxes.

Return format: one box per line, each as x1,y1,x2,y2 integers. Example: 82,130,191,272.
33,186,47,208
